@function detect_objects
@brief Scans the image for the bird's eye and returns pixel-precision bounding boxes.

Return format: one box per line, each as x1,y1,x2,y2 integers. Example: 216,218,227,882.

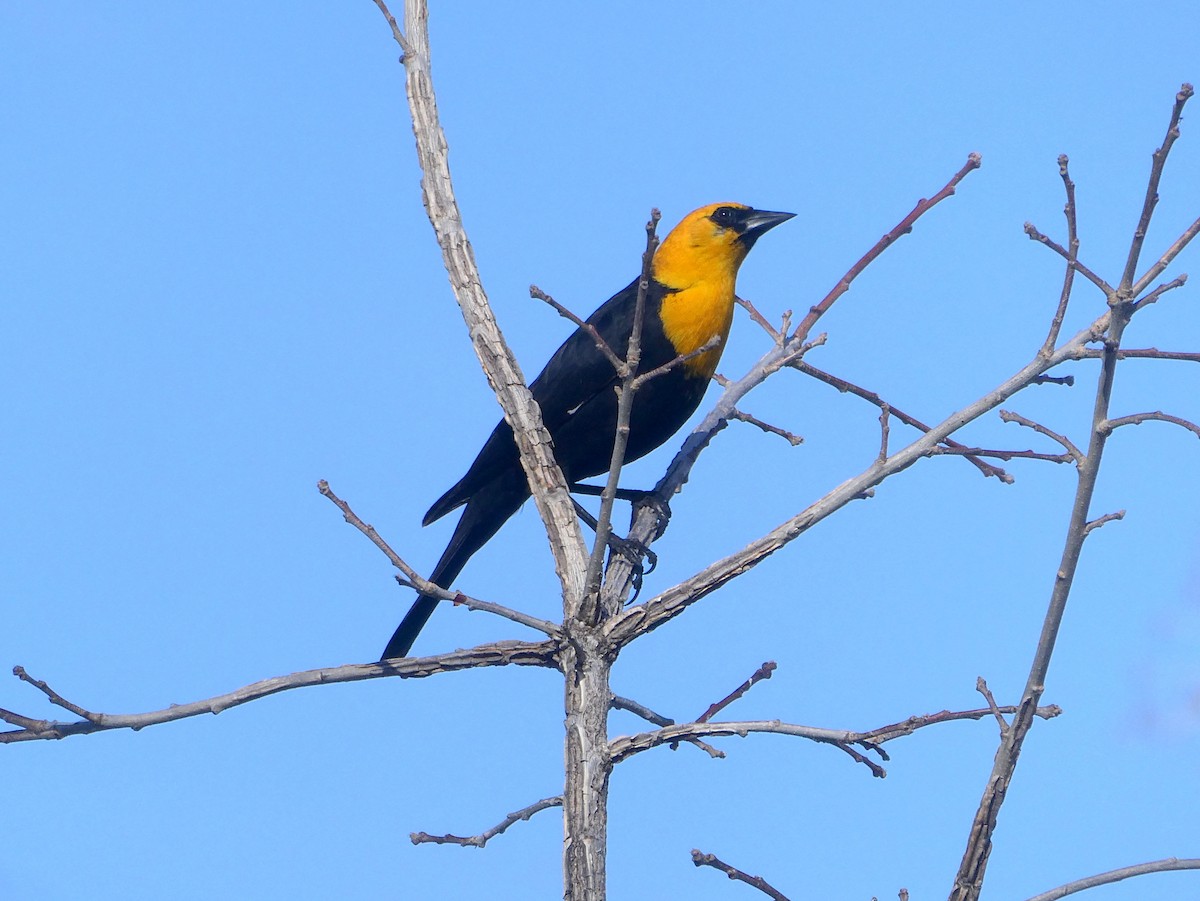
712,206,738,226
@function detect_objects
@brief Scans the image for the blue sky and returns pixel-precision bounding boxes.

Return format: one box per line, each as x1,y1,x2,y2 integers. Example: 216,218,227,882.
4,3,1199,899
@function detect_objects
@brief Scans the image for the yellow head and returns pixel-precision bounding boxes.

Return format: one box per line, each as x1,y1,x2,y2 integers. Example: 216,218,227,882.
652,203,794,291
650,203,794,377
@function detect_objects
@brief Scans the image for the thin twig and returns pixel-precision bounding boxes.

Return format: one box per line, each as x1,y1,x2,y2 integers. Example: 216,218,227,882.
583,210,661,608
630,335,722,388
999,411,1086,464
1042,154,1080,351
1083,509,1125,536
795,361,1014,483
877,404,891,463
612,695,724,758
791,152,983,345
1100,411,1200,440
697,662,777,723
411,796,563,848
319,481,559,637
609,703,1061,776
383,0,589,613
735,295,783,344
1023,223,1114,296
1132,274,1189,310
975,677,1009,736
692,850,791,901
1122,83,1194,292
531,284,626,374
926,446,1075,465
610,694,674,727
12,666,100,723
728,409,804,446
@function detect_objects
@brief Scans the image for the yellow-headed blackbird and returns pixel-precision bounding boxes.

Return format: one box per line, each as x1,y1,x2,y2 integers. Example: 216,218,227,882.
382,203,793,659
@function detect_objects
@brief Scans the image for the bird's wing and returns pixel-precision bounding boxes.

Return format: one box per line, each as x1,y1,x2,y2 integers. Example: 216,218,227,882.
423,277,661,524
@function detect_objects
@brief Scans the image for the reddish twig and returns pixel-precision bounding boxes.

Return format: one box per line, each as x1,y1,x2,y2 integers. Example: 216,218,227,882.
697,661,777,723
692,850,791,901
791,153,982,345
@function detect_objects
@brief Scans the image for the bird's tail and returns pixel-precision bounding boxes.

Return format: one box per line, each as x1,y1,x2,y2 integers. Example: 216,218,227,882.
380,468,529,660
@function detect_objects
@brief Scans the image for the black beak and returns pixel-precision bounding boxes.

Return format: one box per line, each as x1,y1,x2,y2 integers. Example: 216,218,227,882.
739,208,796,248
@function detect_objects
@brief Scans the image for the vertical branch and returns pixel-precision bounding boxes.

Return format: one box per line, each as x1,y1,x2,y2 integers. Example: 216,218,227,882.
1042,155,1079,351
380,0,588,605
948,305,1130,901
949,87,1196,898
1119,84,1193,292
582,212,661,613
561,634,613,901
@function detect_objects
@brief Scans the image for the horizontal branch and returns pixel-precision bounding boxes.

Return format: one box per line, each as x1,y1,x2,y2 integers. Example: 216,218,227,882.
608,308,1114,647
609,703,1061,776
1100,410,1200,440
1022,857,1200,901
0,641,557,744
1072,346,1200,363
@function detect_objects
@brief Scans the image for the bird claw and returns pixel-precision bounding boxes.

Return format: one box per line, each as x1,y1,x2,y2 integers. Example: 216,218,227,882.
604,533,656,602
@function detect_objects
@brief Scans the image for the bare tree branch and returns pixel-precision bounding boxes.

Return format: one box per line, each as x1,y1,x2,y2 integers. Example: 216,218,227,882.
379,0,588,612
795,361,1014,483
1072,345,1200,363
1023,223,1114,296
1083,509,1125,536
727,409,804,446
949,84,1196,901
1042,155,1080,350
1100,411,1200,440
791,153,982,344
0,641,558,744
692,849,792,901
609,702,1062,775
1022,857,1200,901
608,309,1114,649
318,480,560,637
696,661,777,723
1123,83,1195,292
531,284,627,374
926,446,1075,466
999,410,1086,464
411,795,563,848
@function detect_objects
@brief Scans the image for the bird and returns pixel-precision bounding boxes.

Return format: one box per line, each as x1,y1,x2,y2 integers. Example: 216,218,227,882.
382,203,794,659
